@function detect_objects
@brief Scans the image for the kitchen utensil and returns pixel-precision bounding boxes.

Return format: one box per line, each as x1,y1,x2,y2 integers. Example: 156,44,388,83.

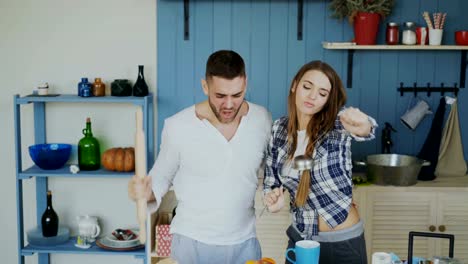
385,22,399,45
285,240,320,264
355,154,430,186
111,228,138,241
407,232,454,264
27,226,70,246
429,29,444,45
28,143,72,170
455,30,468,45
106,229,141,248
401,97,432,130
135,109,147,244
402,22,416,45
416,27,428,45
372,252,392,264
293,155,313,171
246,258,276,264
96,237,145,251
259,155,313,218
77,215,101,243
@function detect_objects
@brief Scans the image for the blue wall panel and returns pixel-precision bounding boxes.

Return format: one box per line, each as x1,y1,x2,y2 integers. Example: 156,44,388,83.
157,0,468,160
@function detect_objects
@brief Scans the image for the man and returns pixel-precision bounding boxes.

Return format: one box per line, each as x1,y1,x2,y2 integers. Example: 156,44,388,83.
128,50,272,264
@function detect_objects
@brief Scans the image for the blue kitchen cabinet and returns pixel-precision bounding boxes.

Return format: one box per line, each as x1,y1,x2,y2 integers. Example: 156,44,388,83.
13,94,155,264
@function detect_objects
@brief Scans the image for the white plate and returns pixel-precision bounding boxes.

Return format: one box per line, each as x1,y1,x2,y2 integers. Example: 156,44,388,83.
97,237,143,250
105,229,140,247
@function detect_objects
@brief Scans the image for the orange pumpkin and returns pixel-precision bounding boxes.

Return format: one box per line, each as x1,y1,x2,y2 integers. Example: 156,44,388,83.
102,147,135,172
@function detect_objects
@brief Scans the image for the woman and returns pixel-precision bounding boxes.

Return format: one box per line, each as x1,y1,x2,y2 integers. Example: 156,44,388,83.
263,61,377,264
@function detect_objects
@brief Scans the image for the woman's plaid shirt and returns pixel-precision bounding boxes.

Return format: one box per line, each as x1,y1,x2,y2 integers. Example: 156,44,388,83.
263,113,377,238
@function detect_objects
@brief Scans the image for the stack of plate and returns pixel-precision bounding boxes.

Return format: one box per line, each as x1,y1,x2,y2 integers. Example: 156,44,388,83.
96,229,143,251
27,226,70,247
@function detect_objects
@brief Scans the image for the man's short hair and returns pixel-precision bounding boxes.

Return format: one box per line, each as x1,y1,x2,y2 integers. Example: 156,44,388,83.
205,50,245,80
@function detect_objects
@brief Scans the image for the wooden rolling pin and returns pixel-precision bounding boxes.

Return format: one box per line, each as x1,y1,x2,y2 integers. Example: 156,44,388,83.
135,109,147,244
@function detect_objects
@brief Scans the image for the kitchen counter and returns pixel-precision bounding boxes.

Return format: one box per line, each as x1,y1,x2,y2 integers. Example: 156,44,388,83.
353,174,468,190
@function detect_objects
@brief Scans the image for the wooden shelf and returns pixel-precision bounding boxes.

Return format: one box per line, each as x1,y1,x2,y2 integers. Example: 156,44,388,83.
13,94,155,264
322,42,468,88
22,237,145,258
18,166,133,180
16,94,151,105
322,42,468,50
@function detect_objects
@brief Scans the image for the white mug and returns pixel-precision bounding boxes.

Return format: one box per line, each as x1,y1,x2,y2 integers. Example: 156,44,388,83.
401,98,432,130
429,29,443,46
77,215,101,242
372,252,392,264
37,83,49,95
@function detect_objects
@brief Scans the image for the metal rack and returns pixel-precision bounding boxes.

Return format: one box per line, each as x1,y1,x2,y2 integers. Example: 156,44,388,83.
397,82,460,97
13,94,155,264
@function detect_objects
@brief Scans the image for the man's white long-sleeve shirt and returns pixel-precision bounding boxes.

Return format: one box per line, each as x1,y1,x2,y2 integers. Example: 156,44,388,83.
150,102,272,245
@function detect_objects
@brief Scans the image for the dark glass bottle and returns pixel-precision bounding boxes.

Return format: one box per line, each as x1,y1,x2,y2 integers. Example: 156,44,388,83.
41,191,59,237
78,117,101,170
133,65,149,97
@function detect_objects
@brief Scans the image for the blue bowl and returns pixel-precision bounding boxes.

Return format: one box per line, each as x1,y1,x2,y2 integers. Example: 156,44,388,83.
28,143,72,170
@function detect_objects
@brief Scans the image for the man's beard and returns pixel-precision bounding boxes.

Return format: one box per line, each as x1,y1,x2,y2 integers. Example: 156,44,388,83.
208,100,242,124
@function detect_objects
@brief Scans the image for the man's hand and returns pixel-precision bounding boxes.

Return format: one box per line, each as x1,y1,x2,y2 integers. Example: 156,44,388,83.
263,186,285,213
128,175,154,202
340,107,372,137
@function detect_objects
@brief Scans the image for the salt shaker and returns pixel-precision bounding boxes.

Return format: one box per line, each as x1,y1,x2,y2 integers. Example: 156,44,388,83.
402,22,416,45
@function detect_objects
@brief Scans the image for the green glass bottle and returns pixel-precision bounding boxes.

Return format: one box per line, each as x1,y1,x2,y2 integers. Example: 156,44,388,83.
78,117,101,170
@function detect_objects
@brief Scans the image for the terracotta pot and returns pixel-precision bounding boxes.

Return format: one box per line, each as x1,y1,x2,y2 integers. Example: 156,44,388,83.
354,12,381,45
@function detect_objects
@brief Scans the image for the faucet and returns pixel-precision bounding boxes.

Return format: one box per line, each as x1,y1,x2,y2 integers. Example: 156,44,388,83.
382,122,396,154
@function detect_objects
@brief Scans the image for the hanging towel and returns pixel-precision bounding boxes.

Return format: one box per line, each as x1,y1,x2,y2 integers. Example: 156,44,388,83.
417,97,446,181
435,101,467,177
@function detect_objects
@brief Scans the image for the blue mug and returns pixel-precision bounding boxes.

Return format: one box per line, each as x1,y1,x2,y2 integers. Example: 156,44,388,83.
285,240,320,264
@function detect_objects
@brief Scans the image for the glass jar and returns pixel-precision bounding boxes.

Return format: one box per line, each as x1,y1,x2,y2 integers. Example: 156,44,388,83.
402,22,416,45
386,22,399,45
92,78,106,96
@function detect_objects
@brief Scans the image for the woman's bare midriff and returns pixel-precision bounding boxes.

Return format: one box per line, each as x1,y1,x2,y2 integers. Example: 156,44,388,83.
318,205,360,232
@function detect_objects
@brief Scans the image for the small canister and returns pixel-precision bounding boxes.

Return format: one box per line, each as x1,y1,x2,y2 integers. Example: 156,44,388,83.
386,22,399,45
92,78,105,96
78,77,92,97
37,83,49,95
402,22,417,45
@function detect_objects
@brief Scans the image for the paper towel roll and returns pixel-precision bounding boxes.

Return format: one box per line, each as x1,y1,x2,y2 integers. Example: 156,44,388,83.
372,252,392,264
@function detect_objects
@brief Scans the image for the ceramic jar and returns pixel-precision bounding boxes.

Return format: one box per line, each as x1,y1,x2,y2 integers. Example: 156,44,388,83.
402,22,416,45
92,78,106,97
111,79,132,96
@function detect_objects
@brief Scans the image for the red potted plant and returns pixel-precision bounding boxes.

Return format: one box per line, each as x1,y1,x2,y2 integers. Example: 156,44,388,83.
330,0,395,45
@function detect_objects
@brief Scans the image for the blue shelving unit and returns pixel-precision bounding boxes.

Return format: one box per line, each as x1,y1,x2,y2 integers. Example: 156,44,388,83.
13,94,155,264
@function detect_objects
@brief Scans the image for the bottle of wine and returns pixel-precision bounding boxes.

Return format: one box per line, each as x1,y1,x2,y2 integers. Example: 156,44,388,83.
132,65,149,97
41,190,59,237
78,117,101,170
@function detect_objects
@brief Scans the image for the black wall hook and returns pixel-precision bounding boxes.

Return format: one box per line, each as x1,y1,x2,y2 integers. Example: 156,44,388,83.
397,82,460,97
184,0,190,40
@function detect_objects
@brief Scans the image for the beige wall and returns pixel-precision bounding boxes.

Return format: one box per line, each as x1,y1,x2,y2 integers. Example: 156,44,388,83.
0,0,157,263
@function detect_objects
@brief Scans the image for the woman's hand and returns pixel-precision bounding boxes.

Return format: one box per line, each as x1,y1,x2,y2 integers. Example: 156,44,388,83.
128,175,154,202
340,107,372,137
263,186,285,213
